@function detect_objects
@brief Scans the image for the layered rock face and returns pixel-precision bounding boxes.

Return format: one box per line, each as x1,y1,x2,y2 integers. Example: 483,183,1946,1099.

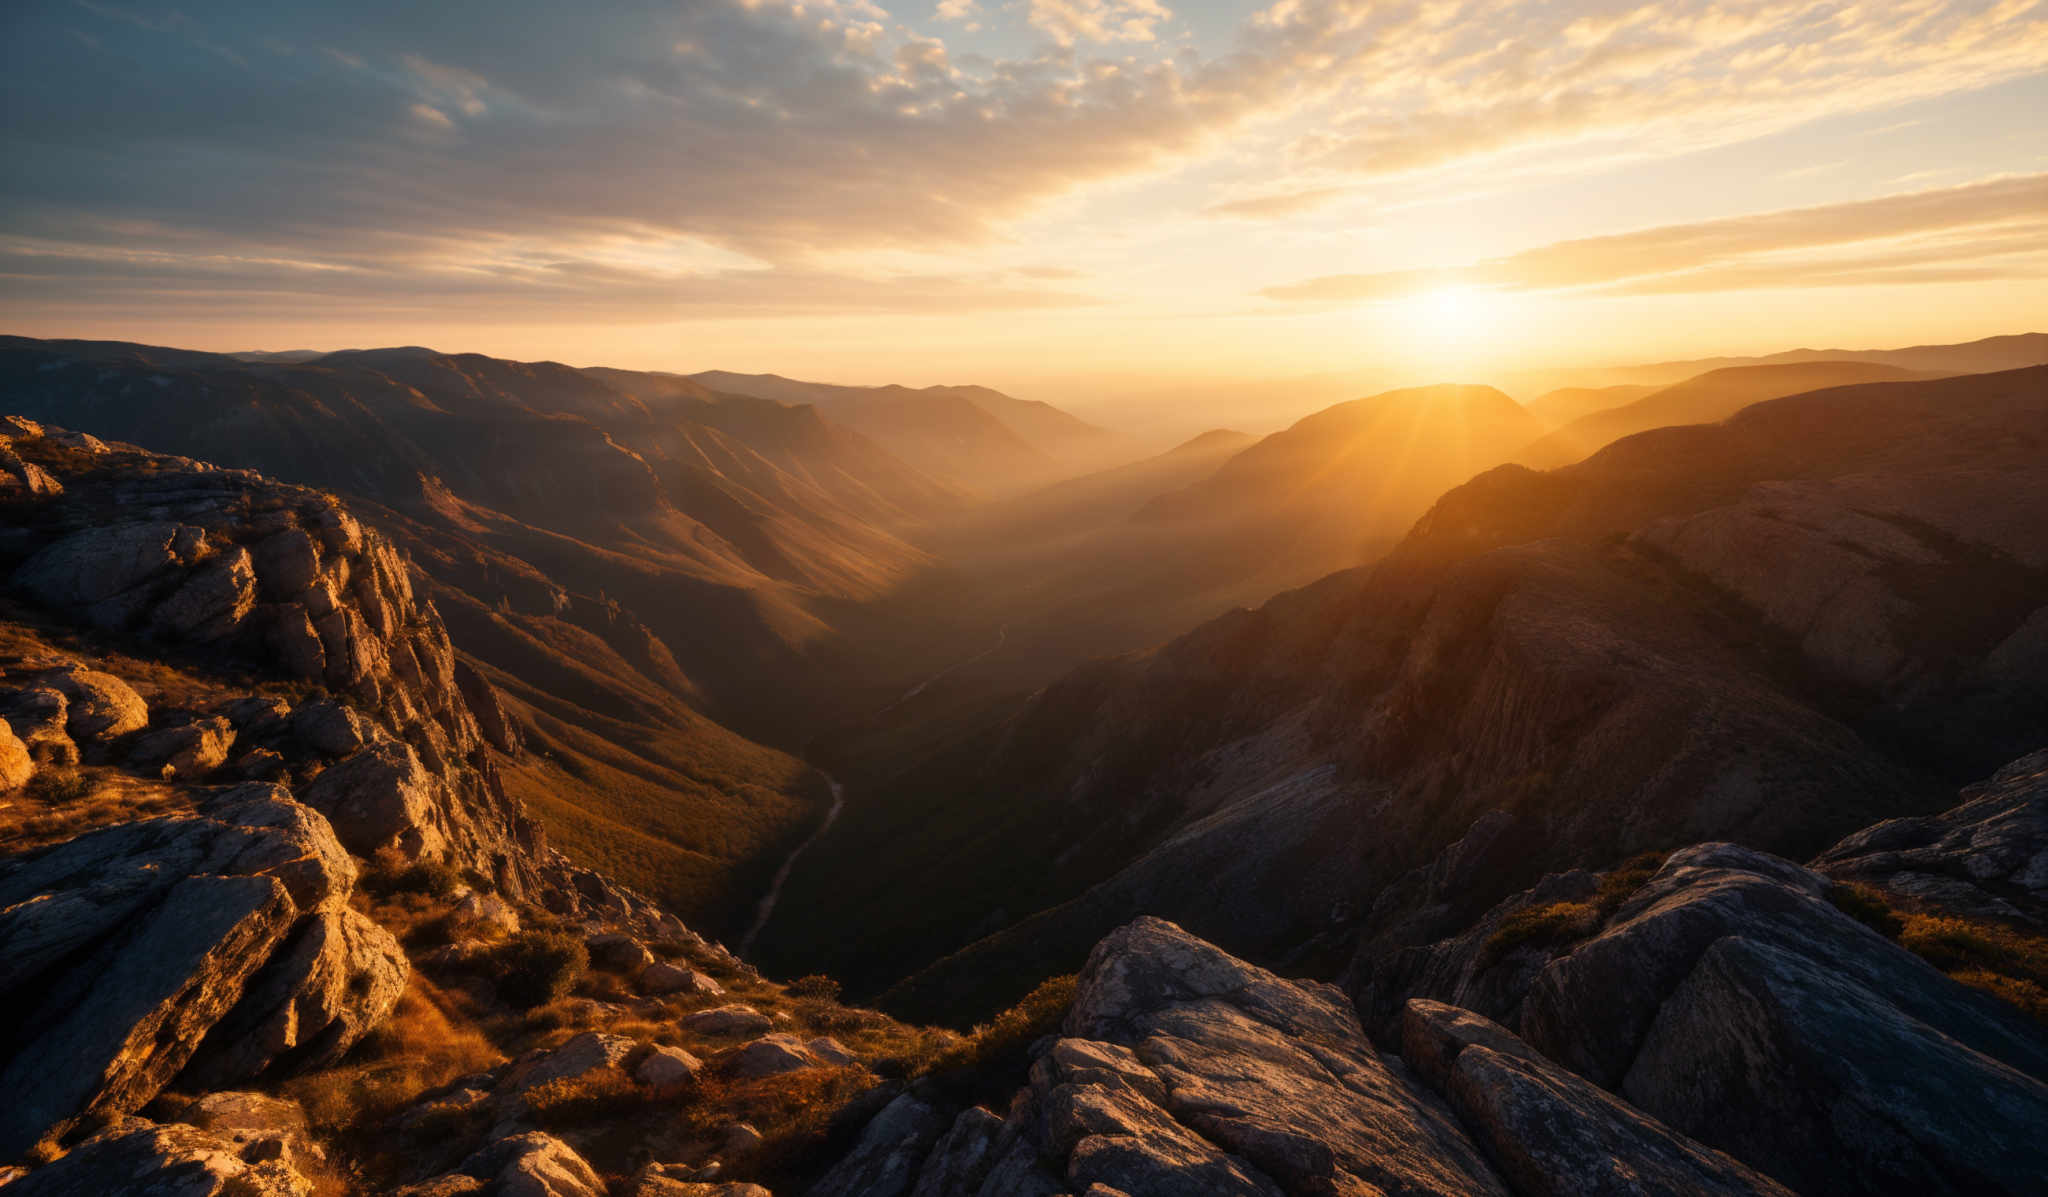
0,416,540,889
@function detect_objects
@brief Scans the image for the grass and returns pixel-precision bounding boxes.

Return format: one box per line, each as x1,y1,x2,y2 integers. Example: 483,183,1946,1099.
485,930,590,1009
921,973,1077,1105
1483,851,1669,962
1826,882,2048,1025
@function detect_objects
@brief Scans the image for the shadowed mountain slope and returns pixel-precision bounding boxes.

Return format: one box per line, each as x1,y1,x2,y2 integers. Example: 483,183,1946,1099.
1514,361,1929,468
760,367,2048,1022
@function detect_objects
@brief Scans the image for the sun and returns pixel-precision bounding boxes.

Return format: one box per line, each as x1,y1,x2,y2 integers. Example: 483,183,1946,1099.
1410,284,1488,340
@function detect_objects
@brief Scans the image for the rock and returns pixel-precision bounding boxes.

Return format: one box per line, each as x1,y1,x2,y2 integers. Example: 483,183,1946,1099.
150,547,256,641
730,1033,839,1079
807,1093,948,1197
453,891,522,936
44,666,149,742
289,699,374,756
393,1178,487,1197
587,931,655,972
5,685,77,764
234,747,288,779
1814,748,2048,921
724,1122,765,1156
0,873,296,1157
909,1106,1004,1197
299,739,448,861
1054,917,1507,1197
5,1119,312,1197
223,695,293,736
455,659,521,754
641,959,723,996
684,1004,773,1036
1520,843,2048,1194
185,1091,326,1177
268,605,326,679
180,901,409,1084
511,1031,636,1093
459,1132,605,1197
625,1163,770,1197
0,786,370,1154
128,715,235,779
0,719,32,789
806,1036,855,1066
253,528,322,599
1399,1000,1793,1196
635,1044,705,1096
12,521,199,611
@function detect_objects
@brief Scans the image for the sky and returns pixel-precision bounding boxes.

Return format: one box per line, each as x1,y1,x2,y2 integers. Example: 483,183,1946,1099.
3,0,2045,403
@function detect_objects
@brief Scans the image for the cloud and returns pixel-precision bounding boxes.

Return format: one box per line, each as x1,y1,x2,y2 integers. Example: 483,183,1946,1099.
3,0,2044,324
1027,0,1174,46
1260,173,2048,302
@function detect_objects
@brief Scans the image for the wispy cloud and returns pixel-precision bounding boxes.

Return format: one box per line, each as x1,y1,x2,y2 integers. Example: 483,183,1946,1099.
1261,173,2048,301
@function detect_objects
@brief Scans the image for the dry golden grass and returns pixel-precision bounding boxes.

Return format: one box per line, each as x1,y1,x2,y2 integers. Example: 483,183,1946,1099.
1483,851,1669,961
281,977,504,1134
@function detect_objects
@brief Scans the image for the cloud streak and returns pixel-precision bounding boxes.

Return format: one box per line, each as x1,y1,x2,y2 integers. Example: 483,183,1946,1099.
1260,173,2048,301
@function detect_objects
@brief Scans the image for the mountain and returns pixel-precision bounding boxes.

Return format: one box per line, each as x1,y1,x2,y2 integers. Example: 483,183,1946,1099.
0,336,973,935
1521,383,1657,429
689,370,1115,495
1514,331,2048,393
1514,360,1929,468
757,366,2048,1022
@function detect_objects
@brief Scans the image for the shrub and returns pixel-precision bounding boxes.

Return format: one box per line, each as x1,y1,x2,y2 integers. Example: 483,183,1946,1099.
924,973,1077,1102
489,931,589,1009
27,768,93,806
787,974,842,1001
361,858,462,899
1827,882,1904,937
1482,851,1670,962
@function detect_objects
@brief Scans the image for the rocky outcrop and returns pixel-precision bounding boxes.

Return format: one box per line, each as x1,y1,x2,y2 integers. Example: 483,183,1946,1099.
5,1117,315,1197
1399,1000,1791,1196
457,1132,606,1197
1813,747,2048,923
0,420,539,894
0,783,405,1155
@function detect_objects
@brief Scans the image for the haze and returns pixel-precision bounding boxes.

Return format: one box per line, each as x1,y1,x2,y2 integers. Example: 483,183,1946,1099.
3,0,2045,413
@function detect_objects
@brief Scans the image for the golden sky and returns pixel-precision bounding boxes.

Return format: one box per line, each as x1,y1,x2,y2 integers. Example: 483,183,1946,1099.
3,0,2044,398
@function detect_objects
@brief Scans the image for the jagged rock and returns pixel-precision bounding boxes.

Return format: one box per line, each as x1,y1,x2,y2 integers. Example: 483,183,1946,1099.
222,695,292,737
806,1036,855,1066
1520,842,2048,1194
455,658,521,754
44,666,148,742
807,1093,947,1197
458,1132,605,1197
1399,1000,1793,1196
0,719,31,789
909,1105,1004,1197
0,873,295,1157
0,785,371,1154
181,901,408,1085
394,1179,487,1197
253,528,322,599
289,699,373,757
234,747,288,779
128,715,235,779
150,547,256,641
0,440,61,496
5,1119,313,1197
684,1004,773,1036
641,959,722,996
724,1122,765,1155
185,1091,326,1177
625,1163,770,1197
510,1031,636,1093
1055,917,1507,1197
635,1044,705,1096
299,739,448,860
268,604,326,679
588,931,656,972
1814,748,2048,922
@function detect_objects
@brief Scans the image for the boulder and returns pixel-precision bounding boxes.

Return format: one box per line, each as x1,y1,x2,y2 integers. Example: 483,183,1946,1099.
0,718,32,789
724,1122,765,1155
1399,1000,1793,1196
299,740,448,861
807,1093,948,1197
128,715,235,779
641,960,723,996
1055,917,1507,1197
730,1033,839,1079
684,1004,773,1036
587,931,655,972
909,1105,1004,1197
5,685,77,764
150,547,256,641
253,528,322,599
1520,843,2048,1194
453,891,522,937
12,521,200,612
185,1090,327,1178
635,1044,705,1096
289,699,374,757
459,1132,605,1197
44,666,148,742
5,1119,313,1197
511,1031,637,1093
